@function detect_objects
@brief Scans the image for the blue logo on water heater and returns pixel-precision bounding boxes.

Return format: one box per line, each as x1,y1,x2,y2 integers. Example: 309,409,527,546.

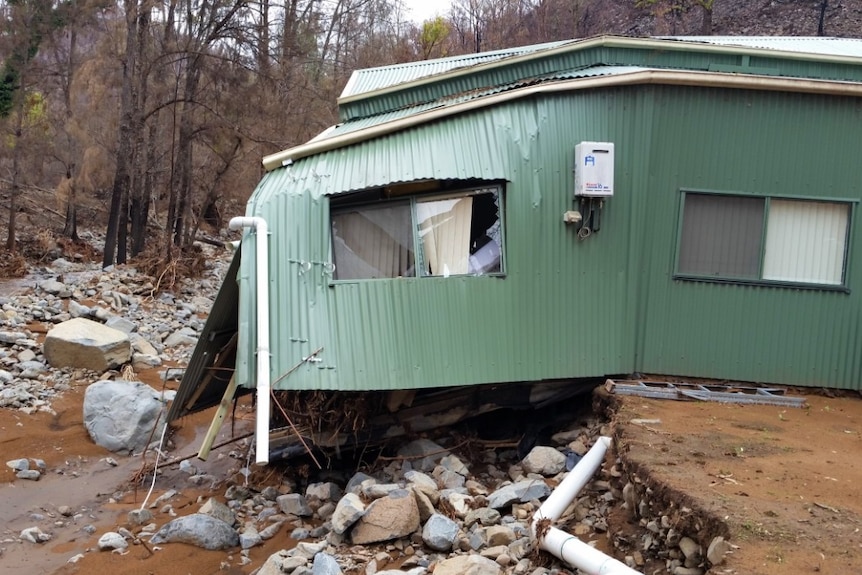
584,155,596,166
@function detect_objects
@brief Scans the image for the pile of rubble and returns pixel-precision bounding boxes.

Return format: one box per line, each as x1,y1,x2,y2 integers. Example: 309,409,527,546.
0,243,230,416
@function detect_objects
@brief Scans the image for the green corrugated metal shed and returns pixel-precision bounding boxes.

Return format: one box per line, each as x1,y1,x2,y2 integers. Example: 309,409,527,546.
173,35,862,421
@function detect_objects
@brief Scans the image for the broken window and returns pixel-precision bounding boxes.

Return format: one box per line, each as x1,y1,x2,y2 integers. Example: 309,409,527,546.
331,185,504,280
331,203,415,280
677,192,851,287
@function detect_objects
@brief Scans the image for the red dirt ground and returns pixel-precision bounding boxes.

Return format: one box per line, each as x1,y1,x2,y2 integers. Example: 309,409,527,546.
611,390,862,574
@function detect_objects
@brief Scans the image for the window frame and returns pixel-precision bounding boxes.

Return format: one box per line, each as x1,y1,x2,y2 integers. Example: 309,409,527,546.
329,183,506,283
673,189,856,292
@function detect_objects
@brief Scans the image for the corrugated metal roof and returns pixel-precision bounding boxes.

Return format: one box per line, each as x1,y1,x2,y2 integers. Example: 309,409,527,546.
340,40,572,98
341,36,862,104
326,66,649,141
660,36,862,58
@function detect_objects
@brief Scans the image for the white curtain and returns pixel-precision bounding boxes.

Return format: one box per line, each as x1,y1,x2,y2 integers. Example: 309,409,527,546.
763,200,848,285
331,204,413,279
417,197,473,276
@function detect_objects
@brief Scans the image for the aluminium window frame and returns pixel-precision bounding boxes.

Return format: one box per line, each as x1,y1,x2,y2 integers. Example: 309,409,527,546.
673,188,856,293
328,183,507,284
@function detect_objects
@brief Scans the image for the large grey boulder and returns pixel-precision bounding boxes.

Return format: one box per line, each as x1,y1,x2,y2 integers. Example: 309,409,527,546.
149,514,239,550
83,380,166,452
43,318,131,372
350,489,419,544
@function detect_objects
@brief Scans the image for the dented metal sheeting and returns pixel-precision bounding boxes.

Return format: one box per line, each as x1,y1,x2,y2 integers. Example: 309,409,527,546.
167,250,245,423
606,379,807,408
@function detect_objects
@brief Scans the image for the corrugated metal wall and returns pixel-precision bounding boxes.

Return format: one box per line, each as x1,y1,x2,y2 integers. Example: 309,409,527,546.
237,89,643,391
637,86,862,389
236,84,862,392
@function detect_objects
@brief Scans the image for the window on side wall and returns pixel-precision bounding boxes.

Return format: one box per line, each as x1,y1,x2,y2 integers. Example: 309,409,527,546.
676,191,851,288
330,185,504,281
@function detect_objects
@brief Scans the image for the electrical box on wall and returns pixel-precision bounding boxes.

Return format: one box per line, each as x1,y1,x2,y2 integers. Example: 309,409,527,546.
574,142,614,197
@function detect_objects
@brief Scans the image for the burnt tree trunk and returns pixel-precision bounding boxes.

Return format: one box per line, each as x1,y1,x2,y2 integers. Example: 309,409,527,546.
104,0,140,267
61,170,79,241
170,65,201,247
818,0,828,36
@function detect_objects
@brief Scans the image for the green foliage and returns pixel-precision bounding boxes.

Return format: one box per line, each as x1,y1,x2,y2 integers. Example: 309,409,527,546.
420,16,450,59
0,0,67,118
24,91,50,134
0,67,20,118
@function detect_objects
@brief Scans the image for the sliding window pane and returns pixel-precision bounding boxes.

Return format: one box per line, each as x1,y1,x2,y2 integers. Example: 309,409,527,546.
678,194,764,278
763,200,848,285
331,203,414,279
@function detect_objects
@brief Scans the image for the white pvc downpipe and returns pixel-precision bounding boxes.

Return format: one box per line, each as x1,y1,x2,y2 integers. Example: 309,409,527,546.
229,216,271,465
531,436,642,575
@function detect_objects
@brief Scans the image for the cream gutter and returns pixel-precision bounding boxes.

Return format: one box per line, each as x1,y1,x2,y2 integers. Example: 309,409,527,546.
263,69,862,171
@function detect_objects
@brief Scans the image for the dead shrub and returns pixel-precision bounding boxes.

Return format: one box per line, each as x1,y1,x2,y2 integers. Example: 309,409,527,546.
0,250,28,278
271,390,385,445
16,228,101,263
133,244,208,294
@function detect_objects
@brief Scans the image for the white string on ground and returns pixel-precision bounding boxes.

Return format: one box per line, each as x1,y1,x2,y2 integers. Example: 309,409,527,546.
140,417,170,511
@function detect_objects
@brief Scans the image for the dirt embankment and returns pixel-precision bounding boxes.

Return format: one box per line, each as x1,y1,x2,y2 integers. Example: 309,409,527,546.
601,387,862,574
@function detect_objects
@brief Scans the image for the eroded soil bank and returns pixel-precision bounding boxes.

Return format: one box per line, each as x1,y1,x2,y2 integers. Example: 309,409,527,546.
600,387,862,574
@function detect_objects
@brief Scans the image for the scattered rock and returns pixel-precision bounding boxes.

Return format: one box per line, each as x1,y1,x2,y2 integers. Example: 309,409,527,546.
312,552,343,575
397,439,449,472
521,446,566,476
43,318,131,372
128,509,153,525
351,489,420,544
149,514,239,550
434,554,502,575
276,493,312,517
422,513,460,551
487,480,551,510
6,458,29,471
97,532,128,551
199,497,236,526
707,536,731,566
20,526,51,544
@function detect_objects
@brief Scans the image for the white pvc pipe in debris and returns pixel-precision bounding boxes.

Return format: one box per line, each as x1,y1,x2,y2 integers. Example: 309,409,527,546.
229,216,271,465
531,436,642,575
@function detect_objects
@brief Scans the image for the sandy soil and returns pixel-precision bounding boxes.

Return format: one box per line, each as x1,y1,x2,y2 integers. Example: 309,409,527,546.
610,389,862,574
2,373,862,575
